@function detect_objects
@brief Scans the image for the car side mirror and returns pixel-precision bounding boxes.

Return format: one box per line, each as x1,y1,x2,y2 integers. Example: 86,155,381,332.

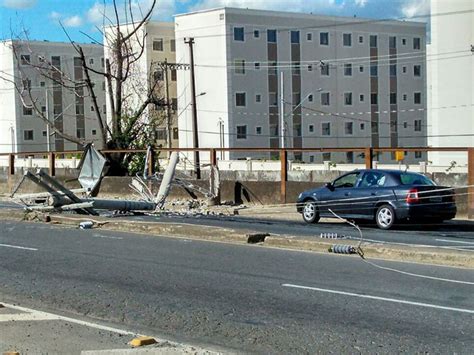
325,182,334,191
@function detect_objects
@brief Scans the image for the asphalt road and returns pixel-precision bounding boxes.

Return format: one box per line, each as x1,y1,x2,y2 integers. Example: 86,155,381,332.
1,221,473,353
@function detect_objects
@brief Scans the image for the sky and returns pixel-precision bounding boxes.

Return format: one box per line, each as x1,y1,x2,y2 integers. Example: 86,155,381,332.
0,0,430,43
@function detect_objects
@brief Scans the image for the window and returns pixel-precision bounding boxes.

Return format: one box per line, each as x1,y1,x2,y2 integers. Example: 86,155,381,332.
344,63,352,76
235,92,246,107
346,152,354,163
255,94,261,103
403,94,407,101
23,130,34,141
20,54,30,65
413,37,421,50
234,27,244,41
321,92,330,106
371,122,379,134
389,36,396,49
414,92,421,104
89,58,94,65
236,125,247,139
40,81,45,87
390,93,397,105
402,38,406,45
91,105,95,112
343,33,352,46
77,129,85,139
269,92,277,106
390,64,397,76
23,105,32,115
153,38,163,51
170,39,176,52
256,126,262,135
219,13,224,20
403,122,408,129
309,124,314,133
321,63,329,76
370,64,378,77
369,35,377,48
42,130,47,137
270,124,278,136
371,93,378,105
308,94,313,102
294,124,302,137
358,35,364,43
171,69,177,81
360,171,386,188
345,122,353,135
322,152,331,161
291,31,300,44
101,57,105,67
234,59,245,74
41,106,46,113
359,94,364,102
414,65,421,77
333,172,361,188
359,66,364,73
156,129,166,140
402,66,407,73
320,32,329,45
309,155,315,163
171,98,178,111
344,92,353,105
360,123,365,130
267,29,277,43
308,64,313,72
254,30,260,38
292,92,301,106
415,151,422,159
307,33,312,41
173,128,179,140
322,122,331,136
255,62,260,70
92,129,97,136
414,119,422,132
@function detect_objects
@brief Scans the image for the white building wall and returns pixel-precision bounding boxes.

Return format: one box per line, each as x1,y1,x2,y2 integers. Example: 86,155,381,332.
0,44,17,153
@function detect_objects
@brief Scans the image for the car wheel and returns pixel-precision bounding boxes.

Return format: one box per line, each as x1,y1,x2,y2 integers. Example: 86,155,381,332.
302,200,320,224
376,204,396,230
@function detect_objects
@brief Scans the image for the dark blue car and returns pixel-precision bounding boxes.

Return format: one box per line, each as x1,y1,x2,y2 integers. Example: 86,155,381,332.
296,169,456,229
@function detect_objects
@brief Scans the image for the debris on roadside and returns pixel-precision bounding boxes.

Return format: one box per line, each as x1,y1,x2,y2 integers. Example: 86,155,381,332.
247,233,270,244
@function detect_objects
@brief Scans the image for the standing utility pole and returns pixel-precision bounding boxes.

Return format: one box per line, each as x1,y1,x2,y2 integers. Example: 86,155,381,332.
184,37,201,179
280,71,285,148
163,59,172,149
45,89,51,152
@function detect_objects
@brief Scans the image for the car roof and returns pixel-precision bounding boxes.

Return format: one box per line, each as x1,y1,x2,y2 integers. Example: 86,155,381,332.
352,169,423,175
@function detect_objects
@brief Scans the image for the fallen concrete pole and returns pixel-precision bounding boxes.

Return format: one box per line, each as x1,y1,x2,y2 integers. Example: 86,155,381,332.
156,152,179,209
84,199,156,211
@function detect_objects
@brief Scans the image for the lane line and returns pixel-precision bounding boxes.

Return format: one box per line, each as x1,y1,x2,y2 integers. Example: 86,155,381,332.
1,302,139,336
282,284,474,314
0,313,59,322
0,243,38,251
436,239,474,245
92,234,123,240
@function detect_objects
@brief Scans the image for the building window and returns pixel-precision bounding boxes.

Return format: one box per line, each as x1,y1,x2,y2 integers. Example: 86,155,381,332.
309,155,315,163
358,94,364,102
358,35,364,43
321,92,330,106
20,54,30,65
23,130,34,141
293,92,301,106
77,129,85,139
23,105,33,116
402,38,406,45
370,64,378,77
414,119,422,131
156,129,166,140
254,29,260,38
308,64,313,72
320,32,329,45
234,59,245,74
344,63,352,76
343,33,352,46
255,94,261,103
413,37,421,50
41,106,46,113
269,92,277,106
171,98,177,111
389,36,396,49
40,81,45,87
360,123,365,130
390,64,397,76
171,69,177,81
91,105,95,112
307,33,312,41
236,125,247,139
101,57,105,67
414,65,421,77
359,66,364,73
415,151,422,158
267,29,277,43
390,93,397,105
403,122,408,129
92,129,97,136
322,152,331,161
42,130,47,137
414,92,421,104
292,62,300,76
345,122,353,135
321,63,329,76
346,152,354,163
372,122,379,134
89,58,94,65
309,124,314,133
173,128,179,139
170,39,176,52
371,93,378,105
344,92,353,105
369,35,377,48
294,124,302,137
403,94,407,101
255,62,260,70
402,66,407,73
291,31,300,44
256,126,262,135
234,27,244,41
322,122,331,136
308,94,313,102
153,38,163,51
270,124,278,137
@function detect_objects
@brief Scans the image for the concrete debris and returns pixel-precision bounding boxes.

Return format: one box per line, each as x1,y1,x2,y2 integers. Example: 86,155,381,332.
157,199,243,217
247,233,270,244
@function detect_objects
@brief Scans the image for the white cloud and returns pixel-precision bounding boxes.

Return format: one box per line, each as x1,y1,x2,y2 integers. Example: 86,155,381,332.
354,0,368,7
63,15,83,27
49,11,61,20
401,0,430,20
2,0,36,9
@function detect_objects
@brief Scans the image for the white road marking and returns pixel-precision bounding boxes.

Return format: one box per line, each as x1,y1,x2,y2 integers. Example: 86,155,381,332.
0,313,59,322
92,234,123,240
0,243,38,251
436,239,474,245
282,284,474,314
1,302,139,336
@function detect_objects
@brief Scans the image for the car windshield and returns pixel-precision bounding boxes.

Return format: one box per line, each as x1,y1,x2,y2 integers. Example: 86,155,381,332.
399,172,435,186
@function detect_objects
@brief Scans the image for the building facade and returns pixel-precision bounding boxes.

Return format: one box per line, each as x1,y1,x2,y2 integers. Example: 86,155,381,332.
428,0,474,166
0,40,105,154
176,8,427,163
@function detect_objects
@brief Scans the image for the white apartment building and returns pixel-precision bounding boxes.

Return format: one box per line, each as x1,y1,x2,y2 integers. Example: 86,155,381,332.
176,7,427,163
0,40,105,154
103,22,179,148
428,0,474,166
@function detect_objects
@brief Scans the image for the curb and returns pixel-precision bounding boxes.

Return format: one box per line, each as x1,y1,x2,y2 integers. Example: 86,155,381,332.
0,209,472,269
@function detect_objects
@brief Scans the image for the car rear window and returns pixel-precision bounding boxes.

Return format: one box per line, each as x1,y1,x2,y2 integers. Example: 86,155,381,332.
399,173,435,186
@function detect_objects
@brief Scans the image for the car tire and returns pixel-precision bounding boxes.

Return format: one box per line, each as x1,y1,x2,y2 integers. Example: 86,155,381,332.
375,204,396,230
302,200,320,224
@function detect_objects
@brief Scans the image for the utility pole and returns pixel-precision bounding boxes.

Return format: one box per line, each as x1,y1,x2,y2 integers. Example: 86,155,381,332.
184,37,201,179
163,59,172,149
45,89,51,152
280,71,285,148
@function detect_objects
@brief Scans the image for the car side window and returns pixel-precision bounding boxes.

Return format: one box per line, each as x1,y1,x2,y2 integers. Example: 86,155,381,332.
360,172,386,188
333,172,360,188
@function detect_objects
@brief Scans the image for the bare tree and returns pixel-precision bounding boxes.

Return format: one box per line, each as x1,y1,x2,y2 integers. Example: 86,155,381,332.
1,0,168,174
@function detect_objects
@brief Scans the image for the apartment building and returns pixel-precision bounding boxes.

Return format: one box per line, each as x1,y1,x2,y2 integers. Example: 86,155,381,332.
175,8,427,163
428,0,474,166
0,40,105,154
103,22,178,148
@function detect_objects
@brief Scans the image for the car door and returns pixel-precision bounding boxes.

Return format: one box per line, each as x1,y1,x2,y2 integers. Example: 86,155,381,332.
351,171,388,218
319,171,362,217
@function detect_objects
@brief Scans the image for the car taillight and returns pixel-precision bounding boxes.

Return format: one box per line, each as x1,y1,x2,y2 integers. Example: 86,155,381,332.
406,188,419,203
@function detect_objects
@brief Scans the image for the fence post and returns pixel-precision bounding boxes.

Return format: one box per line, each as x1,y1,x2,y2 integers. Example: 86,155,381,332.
8,154,15,176
365,147,373,169
280,150,287,204
48,152,55,176
210,149,217,167
147,147,155,176
468,148,474,220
